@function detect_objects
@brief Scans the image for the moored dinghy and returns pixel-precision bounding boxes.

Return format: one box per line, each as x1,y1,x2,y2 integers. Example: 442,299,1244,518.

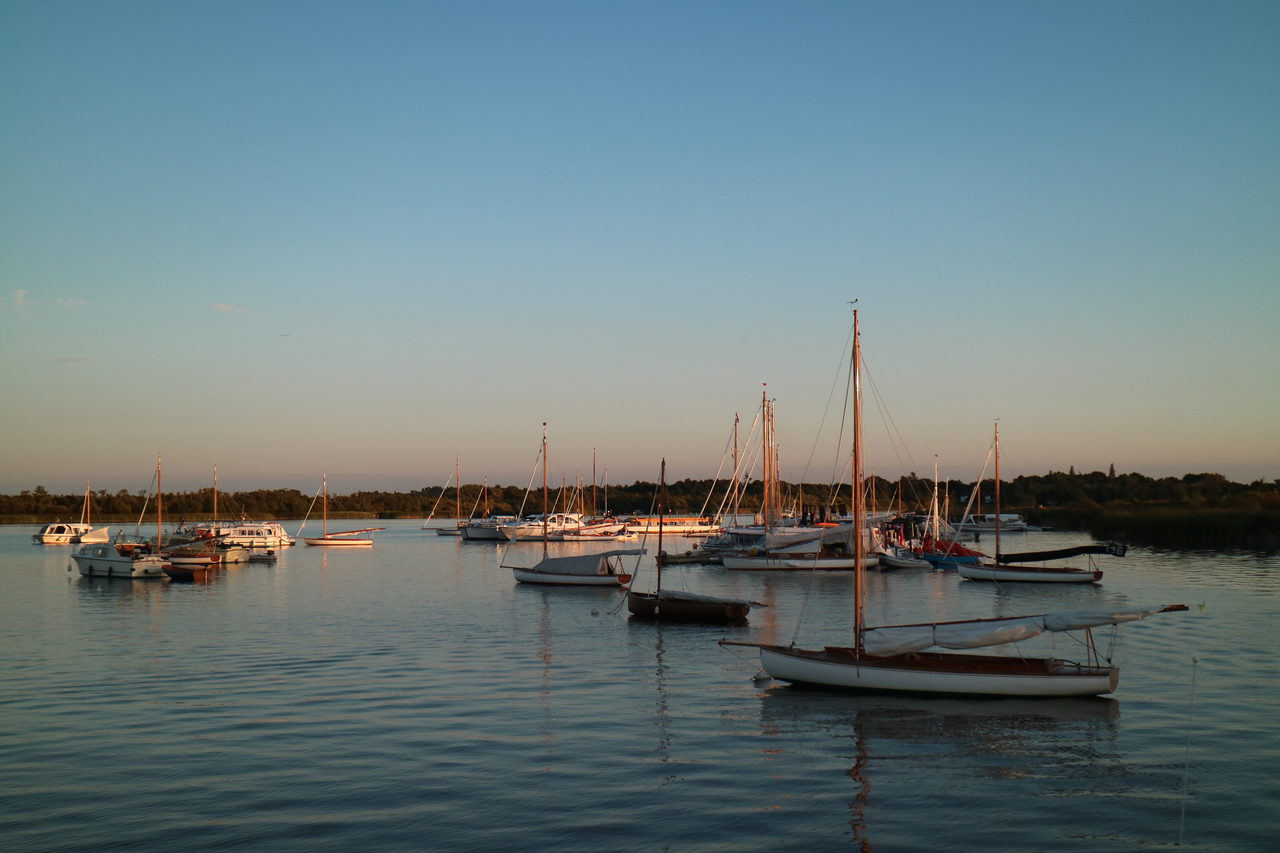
301,474,384,546
504,423,640,587
957,425,1107,584
511,548,640,587
627,460,754,622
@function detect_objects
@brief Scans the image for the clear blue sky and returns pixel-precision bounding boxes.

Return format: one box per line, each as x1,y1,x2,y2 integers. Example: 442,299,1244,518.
3,0,1277,495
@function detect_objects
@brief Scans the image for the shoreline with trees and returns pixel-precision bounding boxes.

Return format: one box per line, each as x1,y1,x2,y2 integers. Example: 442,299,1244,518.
5,469,1276,552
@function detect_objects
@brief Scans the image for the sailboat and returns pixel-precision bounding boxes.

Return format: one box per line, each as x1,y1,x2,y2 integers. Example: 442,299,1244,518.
627,460,753,622
75,481,111,543
302,474,384,546
501,424,639,586
435,457,464,536
956,425,1108,583
723,309,1187,697
70,459,169,579
719,389,869,571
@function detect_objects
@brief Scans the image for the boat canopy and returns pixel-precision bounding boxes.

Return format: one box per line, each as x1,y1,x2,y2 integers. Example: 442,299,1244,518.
764,523,855,551
861,605,1187,657
996,544,1127,564
534,548,645,576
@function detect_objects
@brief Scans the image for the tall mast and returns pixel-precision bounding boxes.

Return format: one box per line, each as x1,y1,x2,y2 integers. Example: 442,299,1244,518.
852,310,864,651
592,449,598,517
157,457,164,548
455,456,461,523
541,423,549,558
732,413,741,519
322,472,328,536
657,458,666,594
994,422,1002,560
213,465,218,524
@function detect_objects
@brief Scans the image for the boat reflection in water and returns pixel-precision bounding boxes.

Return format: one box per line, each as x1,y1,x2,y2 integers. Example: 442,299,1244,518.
755,688,1120,850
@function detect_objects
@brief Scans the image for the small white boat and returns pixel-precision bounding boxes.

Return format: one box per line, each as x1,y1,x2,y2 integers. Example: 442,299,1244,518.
37,481,110,544
956,513,1028,533
71,460,167,579
625,516,720,535
34,522,94,545
72,540,169,578
510,548,640,586
499,512,587,541
301,474,383,547
957,563,1102,583
185,521,295,549
460,516,515,541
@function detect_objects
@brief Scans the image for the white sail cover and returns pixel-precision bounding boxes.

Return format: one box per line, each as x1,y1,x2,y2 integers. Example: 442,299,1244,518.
764,523,857,551
862,606,1178,657
532,548,644,576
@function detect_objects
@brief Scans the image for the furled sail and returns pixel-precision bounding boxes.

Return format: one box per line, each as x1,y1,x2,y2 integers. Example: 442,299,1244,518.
860,604,1186,657
995,543,1127,564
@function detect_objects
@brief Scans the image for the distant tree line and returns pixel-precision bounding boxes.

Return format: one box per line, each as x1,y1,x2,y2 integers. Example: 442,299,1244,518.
5,469,1277,551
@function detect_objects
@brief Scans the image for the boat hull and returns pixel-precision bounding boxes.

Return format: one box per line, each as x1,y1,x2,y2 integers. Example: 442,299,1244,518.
722,555,877,570
303,537,374,547
461,526,504,541
34,523,93,544
71,546,168,579
511,568,631,586
627,591,749,623
759,646,1118,697
878,553,932,570
958,564,1102,583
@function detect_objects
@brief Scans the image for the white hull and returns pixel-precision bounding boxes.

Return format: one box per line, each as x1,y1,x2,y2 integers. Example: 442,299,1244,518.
958,564,1101,583
759,647,1118,697
303,536,374,547
511,567,629,586
218,535,294,548
72,546,167,579
625,519,720,535
34,523,93,544
722,554,877,570
183,523,296,549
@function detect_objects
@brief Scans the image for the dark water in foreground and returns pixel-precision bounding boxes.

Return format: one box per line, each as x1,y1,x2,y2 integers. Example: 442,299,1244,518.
1,522,1276,851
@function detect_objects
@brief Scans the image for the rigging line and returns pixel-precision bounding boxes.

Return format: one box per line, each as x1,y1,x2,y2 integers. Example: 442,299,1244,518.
863,359,925,490
697,419,741,520
797,321,859,485
135,466,159,533
1177,657,1200,847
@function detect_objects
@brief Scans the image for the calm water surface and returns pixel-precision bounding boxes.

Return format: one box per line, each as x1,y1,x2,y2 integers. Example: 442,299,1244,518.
1,522,1276,851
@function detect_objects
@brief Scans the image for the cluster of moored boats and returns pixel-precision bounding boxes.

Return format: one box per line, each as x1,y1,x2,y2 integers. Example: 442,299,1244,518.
38,310,1191,698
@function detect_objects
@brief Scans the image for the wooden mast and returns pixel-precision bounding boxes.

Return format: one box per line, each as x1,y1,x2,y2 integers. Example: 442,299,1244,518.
157,457,164,550
455,456,461,527
541,423,549,558
322,472,328,536
994,422,1002,561
852,310,864,653
657,458,666,593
